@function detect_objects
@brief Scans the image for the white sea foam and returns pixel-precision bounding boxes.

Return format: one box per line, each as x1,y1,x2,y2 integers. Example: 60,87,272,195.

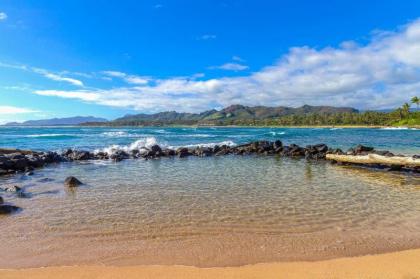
102,131,128,137
25,134,72,138
95,137,237,155
381,127,409,130
155,129,169,134
174,140,237,149
95,137,163,155
269,131,286,136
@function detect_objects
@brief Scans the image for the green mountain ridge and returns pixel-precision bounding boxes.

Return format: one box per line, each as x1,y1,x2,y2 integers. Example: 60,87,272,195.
110,104,359,125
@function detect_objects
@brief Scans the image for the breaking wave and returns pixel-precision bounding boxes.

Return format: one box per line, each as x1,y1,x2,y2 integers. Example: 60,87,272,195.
102,131,129,137
94,137,164,155
95,137,237,155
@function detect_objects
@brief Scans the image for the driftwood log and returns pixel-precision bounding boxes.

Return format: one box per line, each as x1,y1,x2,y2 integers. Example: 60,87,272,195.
326,153,420,167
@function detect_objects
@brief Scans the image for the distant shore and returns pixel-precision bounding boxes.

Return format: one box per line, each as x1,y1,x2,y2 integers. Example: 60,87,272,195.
3,124,418,129
1,248,419,279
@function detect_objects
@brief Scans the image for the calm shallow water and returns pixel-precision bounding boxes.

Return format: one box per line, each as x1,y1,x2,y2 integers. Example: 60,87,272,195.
0,127,419,268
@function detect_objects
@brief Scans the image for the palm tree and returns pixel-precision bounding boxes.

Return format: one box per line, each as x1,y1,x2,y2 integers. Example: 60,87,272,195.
395,107,403,120
411,96,419,111
402,102,411,117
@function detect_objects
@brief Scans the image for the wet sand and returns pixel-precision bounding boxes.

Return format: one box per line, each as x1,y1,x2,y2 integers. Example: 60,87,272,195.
1,248,420,279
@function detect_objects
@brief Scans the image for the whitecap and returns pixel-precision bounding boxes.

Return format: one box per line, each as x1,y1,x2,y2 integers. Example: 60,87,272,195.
154,129,169,134
102,131,128,137
381,127,409,130
171,140,237,149
25,134,73,138
269,131,286,136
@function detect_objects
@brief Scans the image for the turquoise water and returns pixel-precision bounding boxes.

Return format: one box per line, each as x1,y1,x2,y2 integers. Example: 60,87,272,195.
0,126,419,154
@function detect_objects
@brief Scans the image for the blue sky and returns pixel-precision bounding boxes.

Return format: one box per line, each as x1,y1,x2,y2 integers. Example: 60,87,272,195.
1,0,420,123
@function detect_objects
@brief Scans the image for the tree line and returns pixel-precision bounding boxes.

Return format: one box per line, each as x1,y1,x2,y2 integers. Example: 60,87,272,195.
204,97,420,127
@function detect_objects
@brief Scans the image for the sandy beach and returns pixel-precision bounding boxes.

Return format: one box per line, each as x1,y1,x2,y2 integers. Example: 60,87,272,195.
1,248,420,279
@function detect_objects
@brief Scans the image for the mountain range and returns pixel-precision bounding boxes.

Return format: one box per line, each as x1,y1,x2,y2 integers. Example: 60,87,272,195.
107,104,359,125
4,116,108,126
3,105,362,126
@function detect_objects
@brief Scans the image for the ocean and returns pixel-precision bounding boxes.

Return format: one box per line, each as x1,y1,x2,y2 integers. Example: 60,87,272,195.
0,126,419,154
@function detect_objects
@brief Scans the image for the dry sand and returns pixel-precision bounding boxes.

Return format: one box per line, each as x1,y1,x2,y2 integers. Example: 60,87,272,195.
1,249,420,279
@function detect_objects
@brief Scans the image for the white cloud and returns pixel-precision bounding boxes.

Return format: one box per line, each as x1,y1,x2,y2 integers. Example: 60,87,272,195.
25,18,420,111
0,106,38,114
0,62,84,86
210,62,249,71
124,76,149,85
38,71,84,87
102,71,150,84
0,12,7,21
101,71,126,78
34,90,100,101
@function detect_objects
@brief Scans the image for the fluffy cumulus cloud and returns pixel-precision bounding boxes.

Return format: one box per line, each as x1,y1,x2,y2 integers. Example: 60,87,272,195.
30,19,420,112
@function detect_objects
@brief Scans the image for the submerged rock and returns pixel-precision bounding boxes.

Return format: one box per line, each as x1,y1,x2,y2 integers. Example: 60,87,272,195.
0,204,21,215
0,185,31,198
64,176,83,187
38,177,54,182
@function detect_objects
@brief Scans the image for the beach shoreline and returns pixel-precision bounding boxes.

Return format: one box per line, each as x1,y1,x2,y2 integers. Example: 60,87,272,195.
1,248,420,279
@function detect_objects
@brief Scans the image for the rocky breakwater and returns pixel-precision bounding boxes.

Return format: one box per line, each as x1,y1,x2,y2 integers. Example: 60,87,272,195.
59,140,330,161
1,141,418,177
58,141,420,172
0,148,64,176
